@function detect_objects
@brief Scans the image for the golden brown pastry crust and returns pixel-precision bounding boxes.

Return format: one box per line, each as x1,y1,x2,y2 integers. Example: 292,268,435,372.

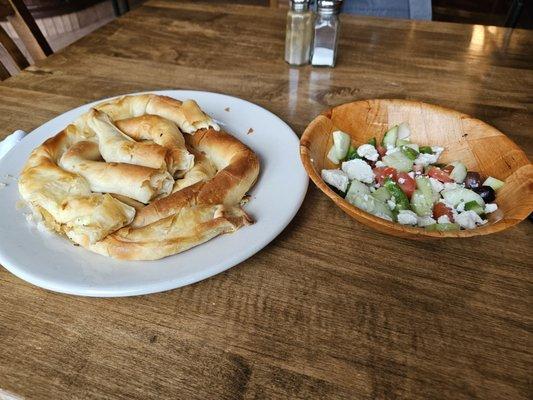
18,94,259,260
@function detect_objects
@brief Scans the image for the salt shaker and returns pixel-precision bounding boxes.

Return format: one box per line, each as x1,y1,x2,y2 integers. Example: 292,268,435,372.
311,0,341,67
284,0,314,66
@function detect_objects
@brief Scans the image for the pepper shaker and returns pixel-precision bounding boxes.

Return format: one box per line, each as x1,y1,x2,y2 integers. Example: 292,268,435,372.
284,0,314,66
311,0,341,67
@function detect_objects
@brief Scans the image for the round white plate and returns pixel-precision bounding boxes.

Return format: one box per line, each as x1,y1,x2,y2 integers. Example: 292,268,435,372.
0,90,308,297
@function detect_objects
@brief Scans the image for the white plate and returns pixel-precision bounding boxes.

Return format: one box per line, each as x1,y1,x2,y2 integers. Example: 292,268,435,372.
0,90,308,297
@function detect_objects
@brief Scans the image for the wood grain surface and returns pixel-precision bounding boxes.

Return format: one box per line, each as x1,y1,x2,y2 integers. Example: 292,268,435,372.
0,1,532,399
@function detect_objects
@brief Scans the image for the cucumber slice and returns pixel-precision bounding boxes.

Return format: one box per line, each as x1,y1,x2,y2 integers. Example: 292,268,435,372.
372,186,391,202
411,189,433,217
464,200,484,215
449,161,467,183
383,178,410,211
382,151,413,172
483,176,505,191
381,126,398,148
419,146,433,154
415,176,438,203
397,122,411,140
400,146,419,161
333,131,351,160
442,188,485,207
347,193,393,220
346,179,371,197
425,223,460,231
404,143,419,152
367,137,377,147
396,139,410,147
327,145,340,164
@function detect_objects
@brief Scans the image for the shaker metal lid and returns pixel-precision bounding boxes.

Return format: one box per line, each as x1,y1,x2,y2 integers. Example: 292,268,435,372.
317,0,341,10
290,0,311,9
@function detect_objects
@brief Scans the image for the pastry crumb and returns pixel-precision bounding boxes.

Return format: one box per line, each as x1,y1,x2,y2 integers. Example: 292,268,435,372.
224,107,230,112
247,128,254,135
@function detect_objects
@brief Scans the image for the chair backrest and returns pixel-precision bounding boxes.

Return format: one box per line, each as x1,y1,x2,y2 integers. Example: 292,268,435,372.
0,0,52,79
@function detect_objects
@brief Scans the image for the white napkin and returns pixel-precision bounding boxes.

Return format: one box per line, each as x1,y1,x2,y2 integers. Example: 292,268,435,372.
0,130,27,160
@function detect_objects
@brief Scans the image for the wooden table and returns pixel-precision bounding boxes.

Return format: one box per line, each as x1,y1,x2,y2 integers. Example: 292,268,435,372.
0,2,531,399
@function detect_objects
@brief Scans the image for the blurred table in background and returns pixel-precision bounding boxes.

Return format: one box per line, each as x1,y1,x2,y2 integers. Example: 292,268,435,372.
0,1,531,399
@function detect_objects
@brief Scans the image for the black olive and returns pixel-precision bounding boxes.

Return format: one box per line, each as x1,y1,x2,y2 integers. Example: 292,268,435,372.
464,171,482,190
475,185,496,203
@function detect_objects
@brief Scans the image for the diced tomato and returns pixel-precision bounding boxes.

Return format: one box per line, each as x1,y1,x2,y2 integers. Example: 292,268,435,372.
433,202,454,222
376,145,387,158
442,165,454,174
373,166,397,186
428,166,454,183
396,172,416,199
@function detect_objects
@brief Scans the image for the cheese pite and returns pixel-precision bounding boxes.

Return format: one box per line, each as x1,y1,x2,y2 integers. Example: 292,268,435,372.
18,94,260,260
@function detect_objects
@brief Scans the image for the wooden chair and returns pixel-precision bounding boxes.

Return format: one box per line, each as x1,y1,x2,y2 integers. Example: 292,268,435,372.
0,0,52,79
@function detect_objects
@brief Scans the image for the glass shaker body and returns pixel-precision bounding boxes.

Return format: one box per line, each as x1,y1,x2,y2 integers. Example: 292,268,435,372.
285,7,314,66
311,9,340,67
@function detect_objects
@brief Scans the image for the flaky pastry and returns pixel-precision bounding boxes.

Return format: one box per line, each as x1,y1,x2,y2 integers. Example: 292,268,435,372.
19,94,260,260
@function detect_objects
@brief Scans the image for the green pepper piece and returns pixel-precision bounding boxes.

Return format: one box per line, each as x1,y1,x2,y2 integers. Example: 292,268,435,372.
383,178,410,211
345,146,360,161
367,137,377,147
419,146,433,154
400,146,419,160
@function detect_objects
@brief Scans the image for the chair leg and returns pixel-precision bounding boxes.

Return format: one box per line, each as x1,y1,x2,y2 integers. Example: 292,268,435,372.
0,61,11,80
505,0,524,28
8,0,53,58
111,0,121,16
0,24,29,69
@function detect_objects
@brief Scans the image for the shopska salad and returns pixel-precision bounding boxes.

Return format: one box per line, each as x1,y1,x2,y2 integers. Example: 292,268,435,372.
321,123,504,231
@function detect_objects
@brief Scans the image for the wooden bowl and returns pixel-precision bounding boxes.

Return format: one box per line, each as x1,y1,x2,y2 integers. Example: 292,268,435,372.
300,99,533,239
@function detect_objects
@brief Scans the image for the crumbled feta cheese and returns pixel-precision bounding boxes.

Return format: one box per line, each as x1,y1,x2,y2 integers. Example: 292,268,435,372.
386,144,395,151
414,152,439,166
437,215,451,224
341,159,375,183
429,177,444,193
321,169,349,192
369,186,376,193
387,199,396,210
385,147,400,155
397,210,418,225
417,215,436,227
408,172,415,179
485,203,498,214
431,146,444,155
375,160,386,168
456,201,466,213
356,144,379,162
398,177,405,184
439,197,456,211
455,211,486,229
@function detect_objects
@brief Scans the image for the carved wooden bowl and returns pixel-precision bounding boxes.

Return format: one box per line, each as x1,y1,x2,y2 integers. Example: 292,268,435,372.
300,99,533,239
